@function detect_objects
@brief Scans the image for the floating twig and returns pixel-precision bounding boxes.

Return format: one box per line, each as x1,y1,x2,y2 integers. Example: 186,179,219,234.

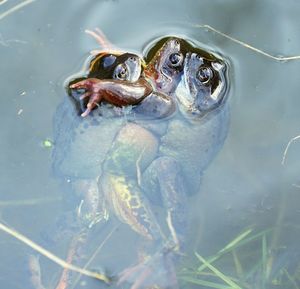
0,0,37,21
194,24,300,62
281,135,300,165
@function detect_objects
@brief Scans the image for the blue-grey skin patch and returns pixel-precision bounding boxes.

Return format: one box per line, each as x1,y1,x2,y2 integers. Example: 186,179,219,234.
102,55,117,68
176,52,227,116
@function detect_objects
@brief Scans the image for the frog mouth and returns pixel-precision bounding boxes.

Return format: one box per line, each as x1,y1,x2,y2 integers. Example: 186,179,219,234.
156,72,173,91
194,84,225,112
125,56,142,82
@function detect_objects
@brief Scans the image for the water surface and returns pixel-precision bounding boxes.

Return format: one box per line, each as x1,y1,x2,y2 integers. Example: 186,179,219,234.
1,0,300,288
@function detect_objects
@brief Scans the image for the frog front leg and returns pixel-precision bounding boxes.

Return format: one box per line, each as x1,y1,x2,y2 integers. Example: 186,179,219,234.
132,91,176,119
70,78,153,117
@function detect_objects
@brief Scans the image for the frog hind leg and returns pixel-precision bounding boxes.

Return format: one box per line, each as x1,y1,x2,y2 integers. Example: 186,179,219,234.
99,124,181,288
55,179,110,289
142,156,188,251
116,157,187,289
99,123,161,240
117,247,179,289
100,172,162,241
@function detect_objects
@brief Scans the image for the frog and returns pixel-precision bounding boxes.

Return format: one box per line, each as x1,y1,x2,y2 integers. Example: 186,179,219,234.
69,52,151,117
69,28,175,119
71,51,175,119
52,36,230,289
96,37,229,289
52,49,176,289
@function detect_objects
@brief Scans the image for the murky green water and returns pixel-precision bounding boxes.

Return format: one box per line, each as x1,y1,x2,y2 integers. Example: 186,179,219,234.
1,0,300,288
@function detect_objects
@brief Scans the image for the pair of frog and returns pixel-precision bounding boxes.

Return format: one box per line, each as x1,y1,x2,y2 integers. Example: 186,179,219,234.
52,30,229,289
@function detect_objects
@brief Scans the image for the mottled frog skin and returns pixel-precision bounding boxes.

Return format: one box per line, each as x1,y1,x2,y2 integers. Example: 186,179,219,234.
52,36,230,289
53,52,148,229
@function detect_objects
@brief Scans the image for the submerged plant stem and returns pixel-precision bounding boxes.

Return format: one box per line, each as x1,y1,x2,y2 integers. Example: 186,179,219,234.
283,269,300,289
0,221,110,284
262,234,268,289
232,250,244,279
195,253,242,289
70,225,119,289
196,229,252,273
0,197,62,207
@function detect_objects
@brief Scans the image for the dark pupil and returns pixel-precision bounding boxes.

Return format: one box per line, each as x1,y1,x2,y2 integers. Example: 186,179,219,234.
197,66,213,83
169,53,182,66
117,66,127,79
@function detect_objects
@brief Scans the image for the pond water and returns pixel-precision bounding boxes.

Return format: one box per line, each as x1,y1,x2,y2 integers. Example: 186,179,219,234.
0,0,300,289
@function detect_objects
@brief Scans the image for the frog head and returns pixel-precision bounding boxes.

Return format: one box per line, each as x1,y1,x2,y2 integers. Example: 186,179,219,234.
176,51,228,116
68,52,143,115
144,37,187,93
88,52,142,82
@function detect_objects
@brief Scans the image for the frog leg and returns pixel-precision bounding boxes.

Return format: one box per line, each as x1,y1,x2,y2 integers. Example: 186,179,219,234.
55,229,90,289
132,91,176,119
73,179,109,228
116,156,187,289
99,123,180,288
117,247,179,289
28,255,46,289
99,123,161,240
55,179,109,289
70,78,152,117
142,156,188,252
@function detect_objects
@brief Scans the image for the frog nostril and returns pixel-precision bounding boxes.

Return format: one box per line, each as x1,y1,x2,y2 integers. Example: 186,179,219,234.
174,39,180,46
129,56,137,62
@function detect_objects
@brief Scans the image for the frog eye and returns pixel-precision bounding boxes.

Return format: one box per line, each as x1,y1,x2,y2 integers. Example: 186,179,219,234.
168,52,184,68
197,65,213,84
114,64,128,80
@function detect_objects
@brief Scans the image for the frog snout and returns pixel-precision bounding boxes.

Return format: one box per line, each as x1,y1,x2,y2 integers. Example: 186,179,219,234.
129,56,138,62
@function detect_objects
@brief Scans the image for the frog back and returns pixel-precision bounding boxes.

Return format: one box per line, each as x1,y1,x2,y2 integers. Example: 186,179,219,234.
52,98,126,180
159,103,229,195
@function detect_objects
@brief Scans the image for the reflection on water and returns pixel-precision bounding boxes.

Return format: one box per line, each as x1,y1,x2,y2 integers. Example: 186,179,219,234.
0,0,300,288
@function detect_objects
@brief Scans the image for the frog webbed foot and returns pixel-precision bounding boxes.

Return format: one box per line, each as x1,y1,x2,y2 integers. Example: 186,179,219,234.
117,248,178,289
70,78,103,117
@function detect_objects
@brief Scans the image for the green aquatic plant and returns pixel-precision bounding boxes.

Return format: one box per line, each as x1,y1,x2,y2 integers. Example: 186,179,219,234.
179,228,300,289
